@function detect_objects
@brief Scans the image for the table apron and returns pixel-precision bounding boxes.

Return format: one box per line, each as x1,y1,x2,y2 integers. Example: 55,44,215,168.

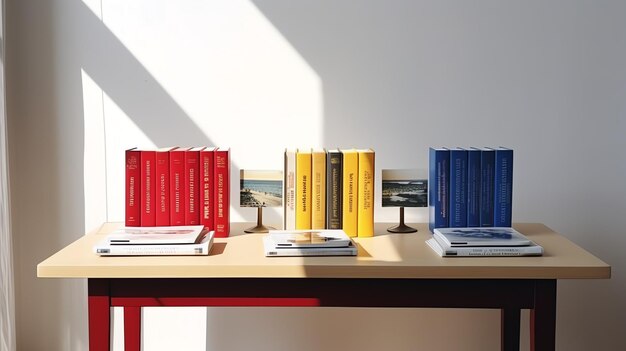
91,278,543,309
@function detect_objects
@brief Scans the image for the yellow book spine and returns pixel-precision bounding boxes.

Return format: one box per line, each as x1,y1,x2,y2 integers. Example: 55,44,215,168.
311,150,326,229
357,149,375,237
341,149,358,237
296,150,312,229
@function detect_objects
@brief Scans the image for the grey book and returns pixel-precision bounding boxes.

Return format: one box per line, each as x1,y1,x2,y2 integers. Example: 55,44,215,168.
326,149,343,229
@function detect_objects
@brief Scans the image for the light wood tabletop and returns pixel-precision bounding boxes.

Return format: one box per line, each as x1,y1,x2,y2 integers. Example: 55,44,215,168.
37,222,610,280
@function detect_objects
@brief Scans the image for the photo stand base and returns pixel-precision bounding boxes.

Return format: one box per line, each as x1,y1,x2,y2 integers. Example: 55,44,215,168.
387,207,417,233
245,207,275,233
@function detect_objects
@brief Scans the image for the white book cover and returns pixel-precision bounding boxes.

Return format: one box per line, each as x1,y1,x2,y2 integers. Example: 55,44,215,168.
284,149,296,230
433,227,532,247
263,236,357,257
268,229,353,248
95,231,214,256
106,225,206,245
427,235,543,257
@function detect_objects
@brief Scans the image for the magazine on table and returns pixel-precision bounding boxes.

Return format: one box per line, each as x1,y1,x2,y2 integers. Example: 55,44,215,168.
433,227,532,247
262,236,357,257
106,225,206,245
95,231,214,256
427,234,543,257
268,229,353,248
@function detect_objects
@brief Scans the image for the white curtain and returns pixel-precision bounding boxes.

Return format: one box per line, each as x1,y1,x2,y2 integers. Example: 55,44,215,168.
0,0,16,350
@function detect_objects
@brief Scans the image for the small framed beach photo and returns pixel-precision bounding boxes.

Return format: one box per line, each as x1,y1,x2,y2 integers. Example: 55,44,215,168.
239,170,283,207
381,169,428,208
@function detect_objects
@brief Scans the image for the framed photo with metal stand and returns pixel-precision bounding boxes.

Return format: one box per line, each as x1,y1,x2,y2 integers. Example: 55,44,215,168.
240,169,283,233
382,169,427,233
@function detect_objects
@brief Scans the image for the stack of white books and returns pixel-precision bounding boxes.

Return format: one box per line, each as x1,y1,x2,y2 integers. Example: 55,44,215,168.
263,229,357,257
426,227,543,257
94,225,214,256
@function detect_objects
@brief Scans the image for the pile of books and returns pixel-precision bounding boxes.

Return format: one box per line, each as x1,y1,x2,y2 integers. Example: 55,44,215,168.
284,148,375,238
426,227,543,257
429,147,513,232
125,147,230,237
263,229,357,257
93,225,214,256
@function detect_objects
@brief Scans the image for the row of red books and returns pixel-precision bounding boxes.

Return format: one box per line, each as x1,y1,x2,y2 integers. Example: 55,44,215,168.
125,147,230,237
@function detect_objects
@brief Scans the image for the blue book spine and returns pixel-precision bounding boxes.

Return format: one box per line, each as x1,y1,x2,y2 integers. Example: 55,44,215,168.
494,147,514,227
466,148,481,227
449,148,467,228
480,148,495,227
429,148,450,232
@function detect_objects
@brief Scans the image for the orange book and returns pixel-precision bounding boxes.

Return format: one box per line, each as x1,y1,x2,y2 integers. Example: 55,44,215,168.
357,149,375,237
295,149,312,229
311,149,327,229
341,149,358,237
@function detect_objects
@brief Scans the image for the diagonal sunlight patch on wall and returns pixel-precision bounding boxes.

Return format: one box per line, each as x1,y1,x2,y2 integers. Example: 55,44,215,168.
81,0,102,20
97,0,323,222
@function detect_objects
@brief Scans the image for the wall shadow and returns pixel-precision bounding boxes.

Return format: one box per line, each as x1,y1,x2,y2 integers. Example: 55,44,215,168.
7,0,242,350
7,0,76,349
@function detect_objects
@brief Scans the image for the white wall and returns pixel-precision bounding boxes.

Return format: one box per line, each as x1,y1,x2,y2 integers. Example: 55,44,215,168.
7,0,626,350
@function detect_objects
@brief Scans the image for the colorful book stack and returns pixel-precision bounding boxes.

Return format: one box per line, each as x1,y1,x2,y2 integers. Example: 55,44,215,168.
284,148,375,237
125,147,231,237
429,147,513,233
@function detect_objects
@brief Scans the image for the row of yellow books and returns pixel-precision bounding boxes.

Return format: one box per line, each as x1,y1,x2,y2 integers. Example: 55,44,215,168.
284,148,375,237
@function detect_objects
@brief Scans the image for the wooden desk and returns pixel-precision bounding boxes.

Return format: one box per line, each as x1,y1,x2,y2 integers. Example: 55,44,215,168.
37,223,610,351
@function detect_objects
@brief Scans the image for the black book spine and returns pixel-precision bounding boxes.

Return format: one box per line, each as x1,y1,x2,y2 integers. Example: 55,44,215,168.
326,151,343,229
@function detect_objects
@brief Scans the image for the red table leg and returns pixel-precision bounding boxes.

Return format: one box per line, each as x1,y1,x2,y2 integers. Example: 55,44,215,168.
124,307,141,351
88,279,110,351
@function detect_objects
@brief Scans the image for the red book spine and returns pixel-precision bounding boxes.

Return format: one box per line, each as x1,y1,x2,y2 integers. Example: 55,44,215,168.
200,148,215,230
185,147,203,225
169,149,186,226
125,148,141,226
214,148,230,237
140,150,157,226
155,148,173,226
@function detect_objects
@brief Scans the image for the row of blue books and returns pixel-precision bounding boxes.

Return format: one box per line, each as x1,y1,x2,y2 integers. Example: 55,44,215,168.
428,147,514,232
